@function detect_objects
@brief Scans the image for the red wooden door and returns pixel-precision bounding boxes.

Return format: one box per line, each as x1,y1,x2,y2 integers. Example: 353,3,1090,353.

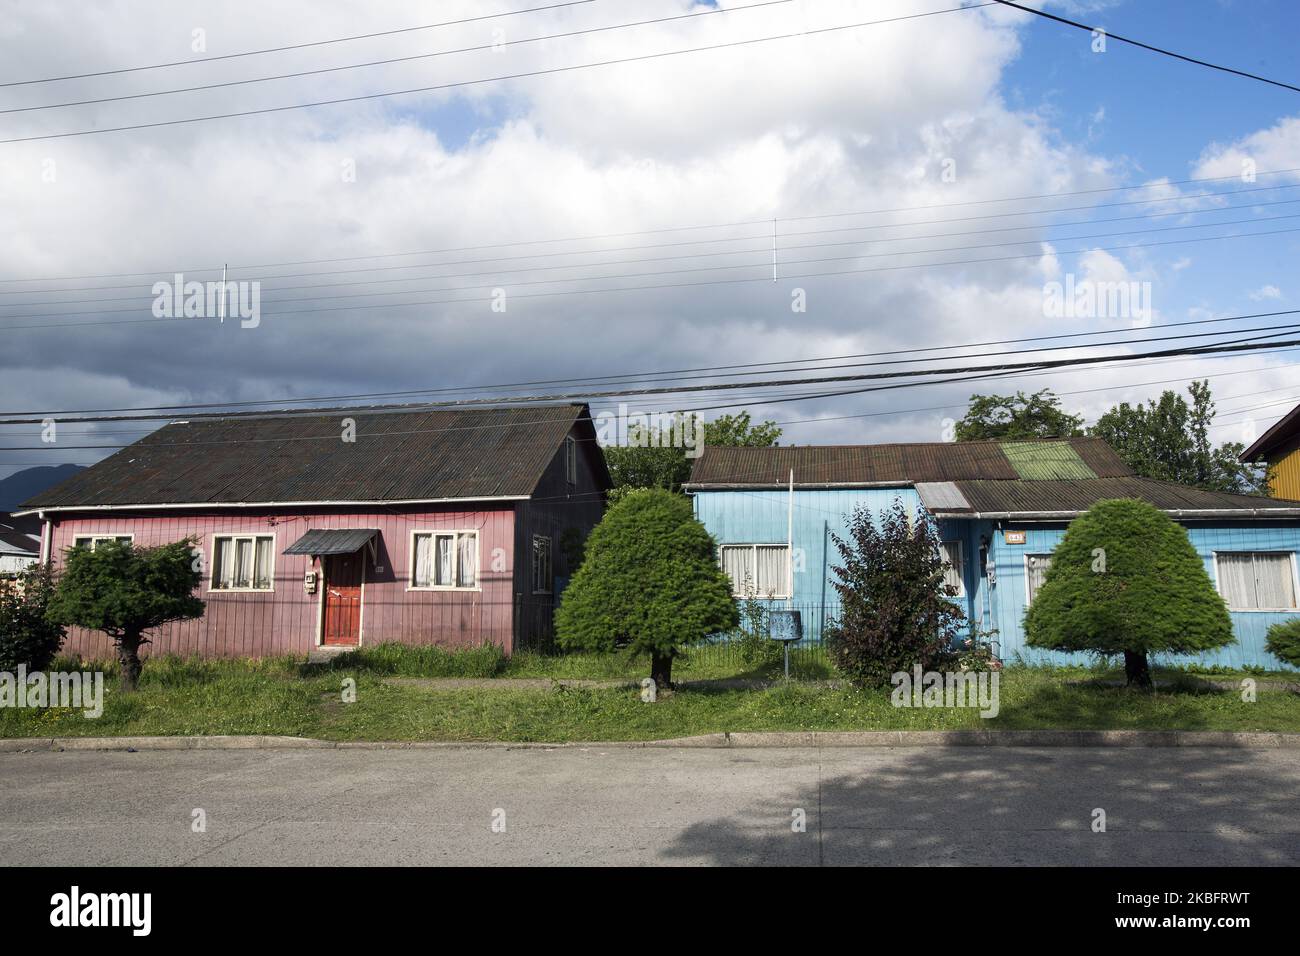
322,553,363,646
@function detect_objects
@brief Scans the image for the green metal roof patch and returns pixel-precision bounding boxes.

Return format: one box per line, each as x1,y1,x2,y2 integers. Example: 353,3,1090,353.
999,441,1098,480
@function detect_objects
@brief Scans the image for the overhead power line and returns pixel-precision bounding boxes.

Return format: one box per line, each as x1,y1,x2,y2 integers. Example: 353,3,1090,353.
4,166,1298,288
0,1,599,88
991,0,1300,93
0,1,793,116
1,309,1292,421
7,192,1299,307
0,332,1297,427
4,222,1298,333
0,3,995,144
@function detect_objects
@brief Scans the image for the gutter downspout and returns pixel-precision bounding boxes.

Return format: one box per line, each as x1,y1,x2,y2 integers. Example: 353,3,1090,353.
786,468,794,607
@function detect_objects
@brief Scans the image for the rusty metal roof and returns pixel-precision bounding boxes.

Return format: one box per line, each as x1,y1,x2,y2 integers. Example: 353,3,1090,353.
21,404,606,510
945,477,1300,517
685,438,1132,488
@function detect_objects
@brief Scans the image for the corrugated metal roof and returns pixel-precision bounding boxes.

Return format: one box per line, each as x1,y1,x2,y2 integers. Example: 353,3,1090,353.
999,441,1096,480
914,481,972,513
686,438,1131,487
22,404,605,509
944,477,1300,516
284,528,378,555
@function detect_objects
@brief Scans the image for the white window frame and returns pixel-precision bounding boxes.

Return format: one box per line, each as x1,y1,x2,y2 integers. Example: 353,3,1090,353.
71,534,134,551
564,435,578,485
1024,552,1054,607
209,533,276,593
719,543,791,600
1212,550,1300,612
532,534,553,595
941,540,965,598
408,529,480,591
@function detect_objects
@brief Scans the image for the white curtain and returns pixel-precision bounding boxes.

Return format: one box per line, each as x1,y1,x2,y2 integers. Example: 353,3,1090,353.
413,534,432,587
435,535,453,586
1217,553,1256,608
457,534,477,588
721,546,754,596
1254,553,1297,609
941,541,963,595
755,545,789,597
1026,554,1052,604
234,538,253,588
253,537,273,589
213,538,232,588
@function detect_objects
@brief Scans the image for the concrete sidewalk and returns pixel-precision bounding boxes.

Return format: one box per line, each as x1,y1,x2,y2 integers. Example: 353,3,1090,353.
2,729,1298,751
3,745,1297,865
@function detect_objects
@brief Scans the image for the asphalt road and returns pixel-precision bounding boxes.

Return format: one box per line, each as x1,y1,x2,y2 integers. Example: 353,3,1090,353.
2,746,1298,866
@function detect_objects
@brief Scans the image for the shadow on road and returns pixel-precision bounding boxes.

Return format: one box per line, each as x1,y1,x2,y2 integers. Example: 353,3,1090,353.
658,745,1300,866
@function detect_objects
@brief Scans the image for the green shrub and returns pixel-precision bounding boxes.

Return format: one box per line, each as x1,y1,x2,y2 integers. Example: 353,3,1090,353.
45,539,204,692
555,488,739,686
824,499,966,688
1024,499,1234,686
1265,618,1300,668
0,564,65,672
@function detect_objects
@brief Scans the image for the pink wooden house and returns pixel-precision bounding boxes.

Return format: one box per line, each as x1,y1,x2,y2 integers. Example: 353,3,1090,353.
16,404,609,660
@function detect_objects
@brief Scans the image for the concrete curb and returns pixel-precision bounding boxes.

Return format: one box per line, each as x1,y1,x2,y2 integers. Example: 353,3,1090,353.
2,729,1299,752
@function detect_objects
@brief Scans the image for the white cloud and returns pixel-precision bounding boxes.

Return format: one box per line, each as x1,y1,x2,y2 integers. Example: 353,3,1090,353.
1193,115,1300,182
1249,284,1282,301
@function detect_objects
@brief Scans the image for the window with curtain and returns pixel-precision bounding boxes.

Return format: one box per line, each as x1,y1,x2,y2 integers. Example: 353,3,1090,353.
211,534,274,590
532,535,552,594
1216,552,1298,609
1025,553,1053,606
71,535,133,551
411,531,478,588
719,544,790,598
941,541,964,597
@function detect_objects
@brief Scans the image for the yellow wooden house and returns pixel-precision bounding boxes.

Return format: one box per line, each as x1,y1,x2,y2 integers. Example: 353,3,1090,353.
1242,404,1300,498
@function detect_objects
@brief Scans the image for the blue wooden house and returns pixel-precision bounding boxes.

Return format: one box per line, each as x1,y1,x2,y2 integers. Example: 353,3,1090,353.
685,438,1300,670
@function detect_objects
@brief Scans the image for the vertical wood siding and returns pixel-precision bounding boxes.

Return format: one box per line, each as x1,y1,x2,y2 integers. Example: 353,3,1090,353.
693,488,1300,670
513,424,607,646
47,505,516,660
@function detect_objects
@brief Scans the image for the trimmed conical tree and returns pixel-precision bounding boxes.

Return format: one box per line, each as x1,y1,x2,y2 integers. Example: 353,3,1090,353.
1024,498,1234,686
555,488,739,687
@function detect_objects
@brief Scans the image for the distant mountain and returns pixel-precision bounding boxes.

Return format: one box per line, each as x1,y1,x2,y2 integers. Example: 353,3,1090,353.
0,464,85,512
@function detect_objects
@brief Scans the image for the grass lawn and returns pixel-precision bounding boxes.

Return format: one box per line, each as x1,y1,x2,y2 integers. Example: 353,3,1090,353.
1,646,1297,742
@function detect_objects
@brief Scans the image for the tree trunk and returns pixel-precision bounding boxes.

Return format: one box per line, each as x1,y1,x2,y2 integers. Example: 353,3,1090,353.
1123,650,1152,689
650,651,674,689
118,631,144,693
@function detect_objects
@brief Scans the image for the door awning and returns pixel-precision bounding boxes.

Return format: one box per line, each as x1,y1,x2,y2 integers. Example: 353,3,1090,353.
284,528,379,556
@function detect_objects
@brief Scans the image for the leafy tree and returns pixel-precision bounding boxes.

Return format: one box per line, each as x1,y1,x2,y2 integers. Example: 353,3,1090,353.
1264,619,1300,669
955,389,1085,441
46,539,204,692
0,564,65,672
1091,380,1266,494
555,489,738,686
824,499,966,688
602,411,781,498
1024,499,1234,687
